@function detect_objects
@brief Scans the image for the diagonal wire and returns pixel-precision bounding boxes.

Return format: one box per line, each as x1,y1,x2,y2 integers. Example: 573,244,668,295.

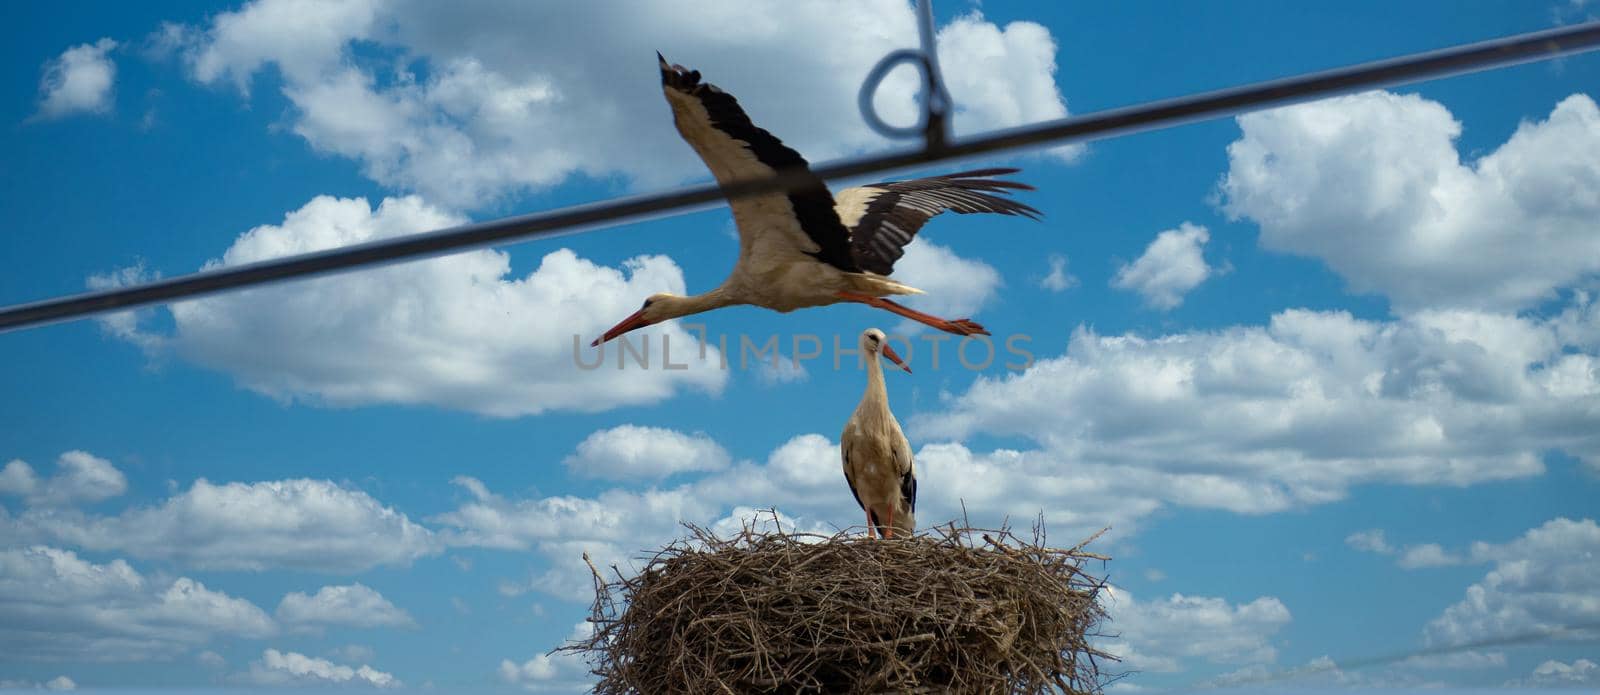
2,21,1600,334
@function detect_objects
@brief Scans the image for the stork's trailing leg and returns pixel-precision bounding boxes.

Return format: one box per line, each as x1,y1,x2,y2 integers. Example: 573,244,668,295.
884,507,896,540
865,511,877,539
835,292,989,336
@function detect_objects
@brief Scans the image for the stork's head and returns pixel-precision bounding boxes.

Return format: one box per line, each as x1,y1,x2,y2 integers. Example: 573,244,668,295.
592,293,682,346
860,328,911,373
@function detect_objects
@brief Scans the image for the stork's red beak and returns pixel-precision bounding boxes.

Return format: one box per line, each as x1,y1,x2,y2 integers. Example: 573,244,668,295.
881,343,912,373
592,309,652,347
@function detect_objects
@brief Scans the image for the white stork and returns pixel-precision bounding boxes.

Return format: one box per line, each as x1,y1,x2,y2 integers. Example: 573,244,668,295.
592,54,1041,346
841,328,916,540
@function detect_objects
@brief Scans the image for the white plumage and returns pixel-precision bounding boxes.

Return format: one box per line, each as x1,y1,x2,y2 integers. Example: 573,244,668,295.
841,328,916,539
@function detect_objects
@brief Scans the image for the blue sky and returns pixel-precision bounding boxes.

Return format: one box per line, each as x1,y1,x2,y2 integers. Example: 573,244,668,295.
3,0,1599,691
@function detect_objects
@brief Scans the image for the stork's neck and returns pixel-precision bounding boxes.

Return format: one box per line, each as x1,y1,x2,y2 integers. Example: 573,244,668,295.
858,353,891,413
659,287,739,321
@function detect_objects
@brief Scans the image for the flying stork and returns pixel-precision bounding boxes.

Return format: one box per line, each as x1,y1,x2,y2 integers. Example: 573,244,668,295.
592,54,1041,347
841,328,917,540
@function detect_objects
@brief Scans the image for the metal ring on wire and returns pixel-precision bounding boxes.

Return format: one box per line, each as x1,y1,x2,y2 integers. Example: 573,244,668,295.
857,0,952,150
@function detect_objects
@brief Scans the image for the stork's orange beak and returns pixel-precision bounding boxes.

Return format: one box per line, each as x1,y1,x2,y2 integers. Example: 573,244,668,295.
592,309,652,347
881,343,911,373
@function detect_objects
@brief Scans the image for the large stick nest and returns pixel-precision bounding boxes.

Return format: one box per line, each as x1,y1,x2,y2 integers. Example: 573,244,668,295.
563,518,1115,693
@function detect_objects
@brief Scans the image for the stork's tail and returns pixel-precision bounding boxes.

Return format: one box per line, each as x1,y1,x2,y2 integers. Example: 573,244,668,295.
846,273,924,297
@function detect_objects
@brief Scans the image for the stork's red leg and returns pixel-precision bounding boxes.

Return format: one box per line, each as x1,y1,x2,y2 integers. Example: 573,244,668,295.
835,292,989,336
885,506,895,540
866,510,877,539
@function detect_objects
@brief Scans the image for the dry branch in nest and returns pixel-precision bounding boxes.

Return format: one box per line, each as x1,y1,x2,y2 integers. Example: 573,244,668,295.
562,517,1115,693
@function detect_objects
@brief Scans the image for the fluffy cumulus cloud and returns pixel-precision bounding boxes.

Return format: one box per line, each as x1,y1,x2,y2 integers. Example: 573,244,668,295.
914,304,1600,520
1097,587,1291,674
1345,528,1465,568
0,546,274,661
0,451,126,507
1111,223,1216,310
434,433,855,601
276,583,415,630
172,1,1076,208
1397,543,1464,569
1221,91,1600,312
889,240,1004,331
102,195,725,417
1425,517,1600,648
498,621,594,692
34,38,118,119
432,478,714,602
1506,658,1600,688
563,425,732,481
1344,528,1393,554
0,676,77,690
236,649,400,688
3,474,438,573
1040,253,1078,292
1202,653,1452,690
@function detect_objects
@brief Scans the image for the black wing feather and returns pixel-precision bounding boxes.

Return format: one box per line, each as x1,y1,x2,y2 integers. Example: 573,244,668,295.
658,55,860,272
841,440,866,512
846,168,1042,275
901,469,917,515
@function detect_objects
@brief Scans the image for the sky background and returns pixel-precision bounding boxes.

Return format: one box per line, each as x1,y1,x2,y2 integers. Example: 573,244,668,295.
3,0,1599,691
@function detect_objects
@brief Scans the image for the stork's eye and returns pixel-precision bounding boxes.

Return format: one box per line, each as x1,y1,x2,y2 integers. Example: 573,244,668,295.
868,335,880,344
641,299,654,310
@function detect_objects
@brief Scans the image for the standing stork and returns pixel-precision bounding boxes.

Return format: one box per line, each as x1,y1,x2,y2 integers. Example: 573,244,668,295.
841,328,916,539
592,54,1041,346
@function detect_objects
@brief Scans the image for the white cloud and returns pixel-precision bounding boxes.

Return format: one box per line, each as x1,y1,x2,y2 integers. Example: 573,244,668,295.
0,546,274,661
197,650,227,668
434,432,860,601
889,240,1004,332
85,263,163,354
102,194,725,417
1097,586,1291,673
0,676,77,690
1203,654,1443,689
1345,528,1393,554
176,1,1076,208
1346,529,1465,568
498,621,594,692
1111,222,1215,310
432,477,712,602
189,0,381,91
0,451,125,507
276,584,415,630
755,350,811,386
914,305,1600,525
563,425,731,481
1397,542,1464,569
237,649,400,688
1507,658,1600,688
1040,253,1078,292
1221,91,1600,313
34,38,118,119
1425,517,1600,648
3,478,438,573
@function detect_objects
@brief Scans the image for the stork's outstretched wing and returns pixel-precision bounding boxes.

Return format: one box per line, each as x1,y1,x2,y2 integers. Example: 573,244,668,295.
835,168,1042,275
657,54,859,273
